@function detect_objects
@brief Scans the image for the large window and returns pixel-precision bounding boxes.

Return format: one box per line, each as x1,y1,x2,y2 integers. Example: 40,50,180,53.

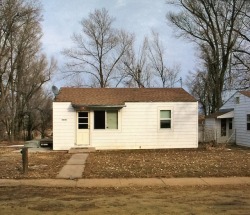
247,114,250,131
94,110,118,129
160,110,171,129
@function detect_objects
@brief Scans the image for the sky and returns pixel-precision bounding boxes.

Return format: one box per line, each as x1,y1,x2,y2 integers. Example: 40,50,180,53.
41,0,198,88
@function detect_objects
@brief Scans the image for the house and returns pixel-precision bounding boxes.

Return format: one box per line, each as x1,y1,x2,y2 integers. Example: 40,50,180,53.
53,88,198,150
204,91,250,147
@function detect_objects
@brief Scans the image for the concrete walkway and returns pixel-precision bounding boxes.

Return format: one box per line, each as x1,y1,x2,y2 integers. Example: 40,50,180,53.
56,153,89,179
0,177,249,188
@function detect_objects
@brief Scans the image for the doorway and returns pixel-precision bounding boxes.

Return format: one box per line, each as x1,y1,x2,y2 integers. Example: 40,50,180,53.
76,112,89,145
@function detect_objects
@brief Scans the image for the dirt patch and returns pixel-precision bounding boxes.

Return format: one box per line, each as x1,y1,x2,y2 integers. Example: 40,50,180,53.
0,147,71,179
0,143,249,179
0,185,249,214
83,145,250,178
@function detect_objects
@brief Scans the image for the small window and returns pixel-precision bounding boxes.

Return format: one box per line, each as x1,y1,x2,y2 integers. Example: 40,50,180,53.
235,97,240,104
160,110,171,129
247,114,250,131
78,112,88,129
94,110,118,129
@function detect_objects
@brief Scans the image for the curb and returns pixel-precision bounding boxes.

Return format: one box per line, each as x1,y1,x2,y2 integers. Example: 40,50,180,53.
0,177,249,188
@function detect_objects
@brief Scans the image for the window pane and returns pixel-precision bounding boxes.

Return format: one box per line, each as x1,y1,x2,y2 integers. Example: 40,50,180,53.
247,114,250,121
160,120,171,128
160,110,171,118
107,111,118,129
78,118,88,123
94,111,105,129
247,123,250,131
79,112,88,117
78,124,88,129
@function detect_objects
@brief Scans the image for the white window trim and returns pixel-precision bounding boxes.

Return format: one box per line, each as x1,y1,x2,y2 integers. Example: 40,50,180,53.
158,107,173,131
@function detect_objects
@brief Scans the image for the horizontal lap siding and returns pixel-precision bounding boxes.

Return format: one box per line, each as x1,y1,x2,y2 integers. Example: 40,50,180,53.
91,102,198,150
53,102,76,150
221,92,250,147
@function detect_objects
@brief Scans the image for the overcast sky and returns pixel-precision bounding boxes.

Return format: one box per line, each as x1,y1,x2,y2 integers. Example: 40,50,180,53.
41,0,198,87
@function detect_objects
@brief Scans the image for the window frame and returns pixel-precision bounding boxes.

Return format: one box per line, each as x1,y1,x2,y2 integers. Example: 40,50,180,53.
235,97,240,104
94,110,119,130
158,108,173,131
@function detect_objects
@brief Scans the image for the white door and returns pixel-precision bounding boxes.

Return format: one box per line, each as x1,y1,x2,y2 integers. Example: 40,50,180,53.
76,112,90,145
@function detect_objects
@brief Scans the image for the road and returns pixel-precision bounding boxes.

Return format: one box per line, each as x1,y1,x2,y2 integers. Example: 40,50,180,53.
0,185,249,214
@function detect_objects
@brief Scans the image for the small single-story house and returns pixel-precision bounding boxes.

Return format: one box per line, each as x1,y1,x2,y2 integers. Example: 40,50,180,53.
53,88,198,150
205,91,250,147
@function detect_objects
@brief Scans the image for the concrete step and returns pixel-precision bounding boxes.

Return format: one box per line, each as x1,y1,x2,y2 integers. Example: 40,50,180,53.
68,147,96,154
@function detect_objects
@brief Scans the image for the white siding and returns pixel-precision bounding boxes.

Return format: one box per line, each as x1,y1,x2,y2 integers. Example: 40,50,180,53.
53,102,76,150
89,102,198,150
221,92,250,147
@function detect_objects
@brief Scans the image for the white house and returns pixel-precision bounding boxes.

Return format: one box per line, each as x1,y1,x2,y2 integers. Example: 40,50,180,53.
53,88,198,150
204,91,250,147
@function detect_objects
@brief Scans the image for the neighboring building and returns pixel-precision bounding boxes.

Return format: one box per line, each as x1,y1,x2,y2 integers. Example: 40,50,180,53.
53,88,198,150
204,91,250,147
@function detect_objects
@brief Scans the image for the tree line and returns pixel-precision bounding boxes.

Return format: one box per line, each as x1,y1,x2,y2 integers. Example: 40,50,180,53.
63,2,249,116
1,0,250,141
0,0,55,141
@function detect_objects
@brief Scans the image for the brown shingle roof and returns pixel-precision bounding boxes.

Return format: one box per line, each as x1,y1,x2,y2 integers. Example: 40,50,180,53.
55,88,197,105
239,91,250,98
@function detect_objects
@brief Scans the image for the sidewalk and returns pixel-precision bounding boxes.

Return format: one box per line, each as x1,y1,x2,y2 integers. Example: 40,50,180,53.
0,177,249,188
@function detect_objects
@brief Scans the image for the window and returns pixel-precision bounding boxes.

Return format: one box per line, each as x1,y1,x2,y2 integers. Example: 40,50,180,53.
78,112,88,129
229,118,232,130
94,110,118,129
235,97,240,104
247,114,250,131
160,110,171,129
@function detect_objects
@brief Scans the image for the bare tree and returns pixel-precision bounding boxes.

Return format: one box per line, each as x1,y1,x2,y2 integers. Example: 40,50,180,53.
186,70,213,115
0,0,56,141
63,8,133,88
122,37,152,88
148,31,180,87
167,0,249,112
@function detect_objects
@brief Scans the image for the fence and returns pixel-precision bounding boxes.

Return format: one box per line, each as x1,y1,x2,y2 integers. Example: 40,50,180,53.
199,125,236,144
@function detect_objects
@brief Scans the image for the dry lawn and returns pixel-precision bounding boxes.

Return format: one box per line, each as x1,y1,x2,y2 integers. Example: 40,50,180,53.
0,142,249,179
83,144,250,178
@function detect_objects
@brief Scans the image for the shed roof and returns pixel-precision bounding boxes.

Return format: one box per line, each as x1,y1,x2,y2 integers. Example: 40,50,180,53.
239,91,250,98
206,109,234,119
55,88,196,106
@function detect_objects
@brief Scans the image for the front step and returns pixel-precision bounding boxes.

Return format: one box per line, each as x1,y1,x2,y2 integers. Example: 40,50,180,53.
68,147,96,154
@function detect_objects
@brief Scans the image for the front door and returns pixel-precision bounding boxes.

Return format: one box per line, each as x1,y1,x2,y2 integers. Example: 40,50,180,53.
76,112,89,145
221,119,227,137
